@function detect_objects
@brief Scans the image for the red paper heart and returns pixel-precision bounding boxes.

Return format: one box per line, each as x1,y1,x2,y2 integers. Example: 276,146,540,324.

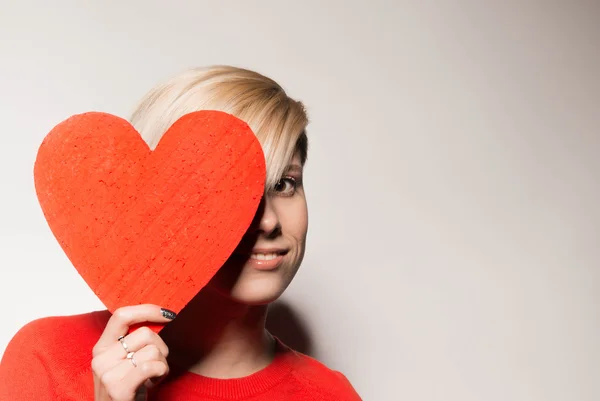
34,110,265,325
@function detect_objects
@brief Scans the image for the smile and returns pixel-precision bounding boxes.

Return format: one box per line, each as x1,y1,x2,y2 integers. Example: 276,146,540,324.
250,253,281,261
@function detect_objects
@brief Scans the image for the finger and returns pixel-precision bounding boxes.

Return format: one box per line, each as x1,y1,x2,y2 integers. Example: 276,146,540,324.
102,360,166,401
127,360,169,389
100,346,169,397
93,327,170,372
95,304,175,351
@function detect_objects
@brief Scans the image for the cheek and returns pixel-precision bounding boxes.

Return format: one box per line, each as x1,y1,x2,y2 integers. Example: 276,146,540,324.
280,198,308,241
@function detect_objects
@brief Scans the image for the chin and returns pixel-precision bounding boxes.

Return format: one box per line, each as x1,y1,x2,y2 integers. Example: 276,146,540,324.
227,274,288,305
207,252,302,306
207,264,295,306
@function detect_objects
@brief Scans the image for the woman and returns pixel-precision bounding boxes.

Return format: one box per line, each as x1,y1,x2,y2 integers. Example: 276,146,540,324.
0,65,361,400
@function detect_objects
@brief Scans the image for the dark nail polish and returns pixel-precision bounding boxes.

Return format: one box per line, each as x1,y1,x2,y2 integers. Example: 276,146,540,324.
161,308,177,320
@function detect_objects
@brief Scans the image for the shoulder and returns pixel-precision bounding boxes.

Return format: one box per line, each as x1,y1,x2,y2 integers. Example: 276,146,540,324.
2,310,110,371
6,309,110,354
279,341,362,400
0,310,110,400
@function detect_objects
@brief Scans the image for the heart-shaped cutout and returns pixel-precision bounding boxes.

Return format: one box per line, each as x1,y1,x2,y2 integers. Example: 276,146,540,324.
34,110,265,328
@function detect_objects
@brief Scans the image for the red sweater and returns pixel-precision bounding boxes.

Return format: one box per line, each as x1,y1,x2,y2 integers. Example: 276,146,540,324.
0,311,361,400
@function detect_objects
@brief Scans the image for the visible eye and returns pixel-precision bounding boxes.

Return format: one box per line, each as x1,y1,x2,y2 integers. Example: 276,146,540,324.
272,176,297,197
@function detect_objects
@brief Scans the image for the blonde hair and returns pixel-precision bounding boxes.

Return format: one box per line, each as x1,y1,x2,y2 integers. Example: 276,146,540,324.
129,65,309,190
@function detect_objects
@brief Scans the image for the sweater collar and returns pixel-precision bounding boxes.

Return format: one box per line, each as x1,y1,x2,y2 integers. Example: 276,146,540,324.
153,337,298,399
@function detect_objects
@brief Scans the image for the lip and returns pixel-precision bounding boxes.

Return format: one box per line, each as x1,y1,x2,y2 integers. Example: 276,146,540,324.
233,248,288,271
248,248,288,255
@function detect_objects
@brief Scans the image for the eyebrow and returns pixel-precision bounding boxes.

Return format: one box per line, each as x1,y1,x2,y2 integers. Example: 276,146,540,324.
284,164,303,174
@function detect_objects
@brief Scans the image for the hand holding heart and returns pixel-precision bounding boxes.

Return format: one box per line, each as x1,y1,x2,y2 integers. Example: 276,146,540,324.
33,110,266,332
91,304,173,401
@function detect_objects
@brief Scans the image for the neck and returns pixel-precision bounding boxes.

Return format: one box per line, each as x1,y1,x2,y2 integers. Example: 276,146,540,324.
160,287,274,379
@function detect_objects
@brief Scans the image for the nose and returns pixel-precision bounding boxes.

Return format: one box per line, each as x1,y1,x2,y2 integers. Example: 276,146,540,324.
251,195,281,237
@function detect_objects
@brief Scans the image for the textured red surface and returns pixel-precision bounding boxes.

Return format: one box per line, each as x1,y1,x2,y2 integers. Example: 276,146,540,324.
34,110,265,328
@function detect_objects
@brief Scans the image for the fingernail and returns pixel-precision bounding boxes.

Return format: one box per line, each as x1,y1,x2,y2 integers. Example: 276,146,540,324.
161,308,177,320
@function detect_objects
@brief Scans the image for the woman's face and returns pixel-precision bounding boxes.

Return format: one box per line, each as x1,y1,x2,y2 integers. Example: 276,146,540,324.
207,152,308,305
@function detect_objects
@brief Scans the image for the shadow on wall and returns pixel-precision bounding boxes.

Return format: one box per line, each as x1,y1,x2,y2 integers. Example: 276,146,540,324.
266,300,315,358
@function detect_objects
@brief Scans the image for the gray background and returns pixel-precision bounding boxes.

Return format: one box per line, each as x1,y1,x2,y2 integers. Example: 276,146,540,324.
1,1,599,400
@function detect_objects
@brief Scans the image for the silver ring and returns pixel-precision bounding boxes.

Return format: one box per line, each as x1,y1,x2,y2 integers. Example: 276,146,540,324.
118,336,130,354
126,351,137,367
